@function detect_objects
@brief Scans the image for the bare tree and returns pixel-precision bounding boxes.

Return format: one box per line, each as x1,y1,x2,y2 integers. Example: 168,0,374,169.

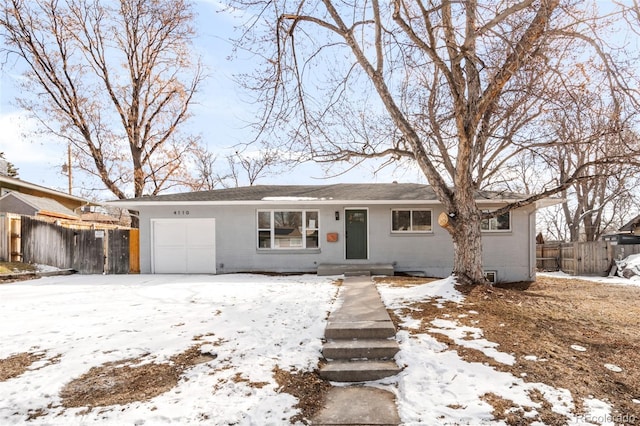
227,0,639,284
190,145,282,189
224,148,281,187
0,0,204,207
504,87,640,242
189,146,220,191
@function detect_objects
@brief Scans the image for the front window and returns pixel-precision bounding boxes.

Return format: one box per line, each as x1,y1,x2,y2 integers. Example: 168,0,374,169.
481,211,511,231
391,209,432,233
258,210,319,249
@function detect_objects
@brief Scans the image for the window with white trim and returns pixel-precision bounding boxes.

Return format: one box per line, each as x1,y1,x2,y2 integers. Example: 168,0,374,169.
257,210,319,249
391,209,432,232
481,211,511,231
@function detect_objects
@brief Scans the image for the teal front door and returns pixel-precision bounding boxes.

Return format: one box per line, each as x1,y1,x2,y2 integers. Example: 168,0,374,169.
345,209,368,259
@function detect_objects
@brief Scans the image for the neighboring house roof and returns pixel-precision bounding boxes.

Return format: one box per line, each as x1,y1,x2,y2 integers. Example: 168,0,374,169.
112,183,560,208
0,191,79,220
619,214,640,232
80,212,120,224
0,175,92,211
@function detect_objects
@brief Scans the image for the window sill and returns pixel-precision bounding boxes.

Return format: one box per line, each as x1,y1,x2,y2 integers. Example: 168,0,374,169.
390,231,433,236
256,249,321,254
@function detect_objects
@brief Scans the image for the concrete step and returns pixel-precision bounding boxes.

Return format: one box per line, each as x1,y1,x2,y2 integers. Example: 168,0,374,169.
320,360,401,382
323,339,400,360
312,387,401,425
325,321,396,340
317,263,394,276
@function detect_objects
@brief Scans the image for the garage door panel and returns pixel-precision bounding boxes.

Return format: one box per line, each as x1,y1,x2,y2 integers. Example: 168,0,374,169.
186,247,215,273
152,219,216,274
186,224,214,245
154,247,186,273
154,222,187,245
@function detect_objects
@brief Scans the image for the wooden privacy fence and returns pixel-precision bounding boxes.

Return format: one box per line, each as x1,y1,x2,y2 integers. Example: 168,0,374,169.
1,215,139,274
537,241,640,276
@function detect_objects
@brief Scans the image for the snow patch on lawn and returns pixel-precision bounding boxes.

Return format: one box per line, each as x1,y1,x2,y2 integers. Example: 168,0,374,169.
0,274,337,425
380,276,464,308
377,276,612,425
539,270,640,286
429,318,516,366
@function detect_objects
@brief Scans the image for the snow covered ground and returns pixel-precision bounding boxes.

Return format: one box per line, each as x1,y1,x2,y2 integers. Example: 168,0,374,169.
539,270,640,286
376,277,617,425
0,272,624,425
0,274,337,425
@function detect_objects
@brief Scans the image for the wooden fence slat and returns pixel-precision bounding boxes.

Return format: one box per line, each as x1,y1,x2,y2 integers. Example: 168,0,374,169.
129,228,140,274
0,214,8,262
536,243,560,271
107,229,129,274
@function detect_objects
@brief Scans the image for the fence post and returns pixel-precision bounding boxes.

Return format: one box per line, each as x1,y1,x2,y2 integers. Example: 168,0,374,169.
103,229,109,274
10,216,22,262
129,229,140,274
0,214,7,261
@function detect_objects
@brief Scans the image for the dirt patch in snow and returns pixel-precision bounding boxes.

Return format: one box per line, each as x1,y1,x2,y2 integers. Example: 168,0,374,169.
375,276,439,287
0,351,61,384
273,365,331,424
0,352,45,381
387,275,640,424
60,344,215,410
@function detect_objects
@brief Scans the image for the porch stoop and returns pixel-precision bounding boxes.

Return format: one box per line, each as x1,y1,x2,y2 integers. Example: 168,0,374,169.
317,263,394,276
319,276,401,383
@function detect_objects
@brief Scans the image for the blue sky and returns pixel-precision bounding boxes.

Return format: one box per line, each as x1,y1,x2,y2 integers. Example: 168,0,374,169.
0,1,629,200
0,1,408,199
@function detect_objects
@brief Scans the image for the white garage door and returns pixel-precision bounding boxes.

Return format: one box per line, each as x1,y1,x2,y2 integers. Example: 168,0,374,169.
152,219,216,274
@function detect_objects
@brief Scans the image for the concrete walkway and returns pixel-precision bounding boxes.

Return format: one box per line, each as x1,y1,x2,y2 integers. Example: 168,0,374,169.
313,276,400,425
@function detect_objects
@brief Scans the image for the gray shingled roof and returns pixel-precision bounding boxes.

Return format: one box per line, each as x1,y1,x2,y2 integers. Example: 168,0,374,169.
2,191,79,218
116,183,526,203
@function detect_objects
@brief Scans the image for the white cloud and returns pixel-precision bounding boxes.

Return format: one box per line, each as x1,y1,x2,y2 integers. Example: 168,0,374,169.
0,110,69,189
0,111,64,164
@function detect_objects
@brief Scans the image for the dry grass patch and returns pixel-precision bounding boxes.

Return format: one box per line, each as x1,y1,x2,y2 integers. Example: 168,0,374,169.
60,344,216,410
375,275,439,287
0,262,39,284
230,372,270,389
0,262,36,274
0,352,45,381
481,392,527,425
385,275,640,422
273,366,331,424
480,391,568,426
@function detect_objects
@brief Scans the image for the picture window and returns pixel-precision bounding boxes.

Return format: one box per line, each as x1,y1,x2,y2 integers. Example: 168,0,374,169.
391,209,432,233
257,210,319,249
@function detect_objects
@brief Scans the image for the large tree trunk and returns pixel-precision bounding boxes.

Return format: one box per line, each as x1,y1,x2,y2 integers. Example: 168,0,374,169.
439,196,486,285
450,199,486,285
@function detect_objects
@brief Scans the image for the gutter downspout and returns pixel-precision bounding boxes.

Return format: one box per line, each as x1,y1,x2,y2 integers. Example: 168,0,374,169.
529,209,537,281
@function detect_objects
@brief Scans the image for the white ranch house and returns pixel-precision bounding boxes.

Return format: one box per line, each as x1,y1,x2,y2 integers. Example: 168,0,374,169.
114,183,557,282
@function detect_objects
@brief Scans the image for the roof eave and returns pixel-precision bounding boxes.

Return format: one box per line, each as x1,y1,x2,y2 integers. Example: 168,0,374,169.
0,175,95,207
109,198,536,208
534,197,565,209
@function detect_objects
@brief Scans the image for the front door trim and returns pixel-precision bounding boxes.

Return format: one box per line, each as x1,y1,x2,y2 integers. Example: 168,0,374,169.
344,207,369,260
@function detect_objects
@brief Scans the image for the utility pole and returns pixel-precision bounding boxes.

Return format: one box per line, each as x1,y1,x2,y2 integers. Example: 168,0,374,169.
68,144,72,194
64,144,72,195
